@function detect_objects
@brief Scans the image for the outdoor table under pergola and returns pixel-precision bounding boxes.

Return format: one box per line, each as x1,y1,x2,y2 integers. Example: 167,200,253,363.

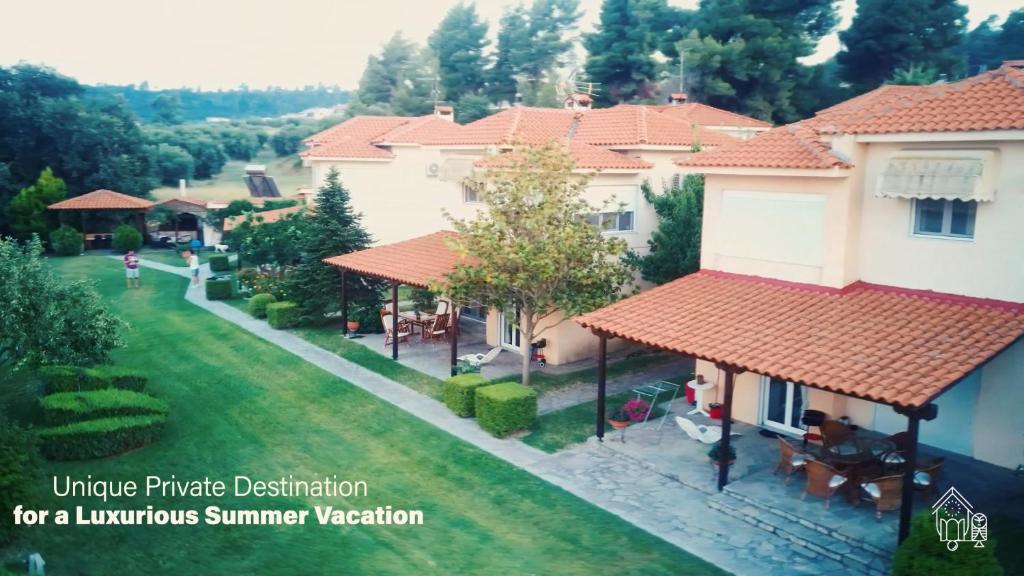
576,270,1024,545
48,189,154,248
323,231,469,375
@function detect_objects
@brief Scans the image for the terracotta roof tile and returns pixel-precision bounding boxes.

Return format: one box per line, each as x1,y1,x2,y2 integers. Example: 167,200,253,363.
49,189,154,210
577,271,1024,408
374,115,465,144
575,105,738,147
650,103,772,129
475,140,653,171
156,196,209,210
678,124,851,169
302,116,411,159
223,204,309,232
424,107,577,146
323,231,467,288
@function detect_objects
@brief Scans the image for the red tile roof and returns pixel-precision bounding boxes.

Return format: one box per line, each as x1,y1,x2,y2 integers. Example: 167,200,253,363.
678,124,851,170
156,197,209,212
49,189,154,210
374,115,465,144
223,204,309,232
302,116,411,159
577,271,1024,408
574,105,738,147
424,107,577,146
651,103,772,129
323,231,468,288
475,140,654,171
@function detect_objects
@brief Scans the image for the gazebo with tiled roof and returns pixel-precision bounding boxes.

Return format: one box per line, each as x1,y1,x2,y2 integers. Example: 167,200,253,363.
48,189,154,249
576,270,1024,543
324,231,470,372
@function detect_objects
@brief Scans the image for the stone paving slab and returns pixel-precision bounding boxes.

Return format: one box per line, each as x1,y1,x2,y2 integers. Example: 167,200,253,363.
124,255,876,576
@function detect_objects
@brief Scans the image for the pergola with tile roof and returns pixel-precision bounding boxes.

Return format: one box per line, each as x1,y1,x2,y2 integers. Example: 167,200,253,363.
48,189,154,248
323,231,469,372
576,270,1024,543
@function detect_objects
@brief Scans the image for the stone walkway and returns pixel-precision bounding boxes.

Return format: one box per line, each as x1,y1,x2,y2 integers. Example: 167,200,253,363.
127,257,874,576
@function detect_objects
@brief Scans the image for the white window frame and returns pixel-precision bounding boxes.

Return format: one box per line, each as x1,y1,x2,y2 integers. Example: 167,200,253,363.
586,210,635,233
462,182,480,204
910,198,977,241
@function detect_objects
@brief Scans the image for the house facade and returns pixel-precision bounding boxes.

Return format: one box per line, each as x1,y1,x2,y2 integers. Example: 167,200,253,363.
303,100,769,365
677,63,1024,470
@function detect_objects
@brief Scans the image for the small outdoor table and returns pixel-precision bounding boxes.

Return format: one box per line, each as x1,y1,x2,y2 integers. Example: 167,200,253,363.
398,312,435,338
631,380,682,429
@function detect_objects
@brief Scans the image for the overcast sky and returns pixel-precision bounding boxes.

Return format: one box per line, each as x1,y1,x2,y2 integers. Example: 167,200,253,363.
0,0,1016,90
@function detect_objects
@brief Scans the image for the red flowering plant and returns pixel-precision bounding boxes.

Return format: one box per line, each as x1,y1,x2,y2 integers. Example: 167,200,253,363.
623,398,651,422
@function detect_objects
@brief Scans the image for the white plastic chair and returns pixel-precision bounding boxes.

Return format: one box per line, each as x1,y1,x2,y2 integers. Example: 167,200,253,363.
458,347,501,367
675,416,741,444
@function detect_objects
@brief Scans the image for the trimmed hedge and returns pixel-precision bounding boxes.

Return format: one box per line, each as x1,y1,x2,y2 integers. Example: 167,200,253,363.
38,414,167,460
206,276,234,300
40,365,146,394
475,382,537,438
112,224,142,252
266,301,299,329
443,374,489,417
50,224,82,256
248,293,277,318
209,254,230,272
41,389,168,425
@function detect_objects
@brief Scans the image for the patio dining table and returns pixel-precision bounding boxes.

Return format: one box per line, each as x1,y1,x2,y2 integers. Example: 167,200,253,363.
398,311,436,337
818,436,896,502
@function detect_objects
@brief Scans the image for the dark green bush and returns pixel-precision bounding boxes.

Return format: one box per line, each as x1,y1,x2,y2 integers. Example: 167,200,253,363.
248,293,277,318
112,224,143,252
41,389,167,425
40,365,146,394
49,224,82,256
892,511,1003,576
349,303,384,334
443,374,489,417
266,301,299,329
209,254,230,272
205,276,234,300
38,414,167,460
475,382,537,438
84,365,147,392
0,419,40,545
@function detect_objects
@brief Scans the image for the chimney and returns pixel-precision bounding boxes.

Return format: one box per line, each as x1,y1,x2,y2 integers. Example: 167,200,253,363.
434,105,455,122
668,92,688,105
178,179,187,197
563,93,592,111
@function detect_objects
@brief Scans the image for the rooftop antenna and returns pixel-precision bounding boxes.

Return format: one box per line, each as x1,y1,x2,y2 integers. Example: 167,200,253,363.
418,74,443,109
679,50,685,93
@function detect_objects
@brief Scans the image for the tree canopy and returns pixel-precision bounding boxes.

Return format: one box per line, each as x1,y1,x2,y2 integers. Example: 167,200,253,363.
629,175,703,285
429,3,490,100
443,144,634,386
5,168,66,242
583,0,660,105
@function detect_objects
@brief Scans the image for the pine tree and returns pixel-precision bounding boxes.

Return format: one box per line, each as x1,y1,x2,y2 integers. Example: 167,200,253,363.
487,5,530,105
630,175,703,285
428,3,490,99
584,0,659,105
286,169,384,324
837,0,967,94
357,32,416,108
391,48,442,117
521,0,582,89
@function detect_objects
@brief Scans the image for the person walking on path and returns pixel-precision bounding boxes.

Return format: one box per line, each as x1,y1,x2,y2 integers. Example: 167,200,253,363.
124,250,140,288
183,250,201,287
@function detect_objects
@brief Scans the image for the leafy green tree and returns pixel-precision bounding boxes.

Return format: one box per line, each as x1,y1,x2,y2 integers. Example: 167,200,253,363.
357,32,417,108
0,236,124,369
629,175,703,284
150,143,194,186
0,418,40,546
285,169,383,323
838,0,967,94
270,124,317,156
5,167,66,241
208,198,254,231
892,511,1002,576
429,3,490,99
889,64,939,85
235,211,306,272
488,5,531,104
455,94,493,123
444,144,634,386
677,0,838,122
584,0,659,104
958,15,1003,75
151,93,184,124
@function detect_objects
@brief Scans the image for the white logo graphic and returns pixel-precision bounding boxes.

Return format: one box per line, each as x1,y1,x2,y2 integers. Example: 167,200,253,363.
931,486,987,551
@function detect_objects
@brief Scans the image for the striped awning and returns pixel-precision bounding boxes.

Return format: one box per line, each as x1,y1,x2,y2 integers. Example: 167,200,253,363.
875,150,997,202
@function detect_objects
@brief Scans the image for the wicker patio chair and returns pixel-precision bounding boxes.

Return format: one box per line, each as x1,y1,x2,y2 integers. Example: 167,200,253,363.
860,474,903,520
380,310,412,347
775,437,808,485
913,457,945,498
821,419,854,448
801,459,848,509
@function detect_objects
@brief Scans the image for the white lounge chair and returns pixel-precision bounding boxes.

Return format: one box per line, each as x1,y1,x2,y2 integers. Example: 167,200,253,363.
458,347,501,368
675,416,741,444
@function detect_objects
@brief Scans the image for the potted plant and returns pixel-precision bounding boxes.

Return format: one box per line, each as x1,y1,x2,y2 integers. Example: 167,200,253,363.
708,440,737,469
608,407,631,430
346,320,361,333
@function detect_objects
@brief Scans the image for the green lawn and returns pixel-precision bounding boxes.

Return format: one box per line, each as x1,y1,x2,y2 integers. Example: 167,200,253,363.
151,149,309,202
139,248,235,267
10,255,724,575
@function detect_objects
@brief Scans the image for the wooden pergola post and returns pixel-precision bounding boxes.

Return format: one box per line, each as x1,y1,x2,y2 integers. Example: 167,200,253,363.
895,403,937,543
595,334,607,441
716,364,736,491
449,309,458,377
339,270,348,334
391,282,399,360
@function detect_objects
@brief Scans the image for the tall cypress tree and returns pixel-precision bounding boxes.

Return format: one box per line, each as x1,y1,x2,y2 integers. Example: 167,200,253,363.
286,169,384,324
584,0,658,105
837,0,967,94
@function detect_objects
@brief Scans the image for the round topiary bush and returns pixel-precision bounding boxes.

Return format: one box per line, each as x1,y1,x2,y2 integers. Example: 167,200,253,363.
112,224,143,252
248,293,277,318
49,224,82,256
